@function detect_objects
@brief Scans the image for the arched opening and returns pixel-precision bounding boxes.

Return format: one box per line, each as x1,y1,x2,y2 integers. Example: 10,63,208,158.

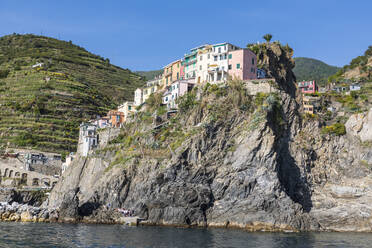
4,168,9,177
52,181,57,187
21,173,28,185
41,178,50,187
14,172,20,178
9,170,13,178
32,178,39,186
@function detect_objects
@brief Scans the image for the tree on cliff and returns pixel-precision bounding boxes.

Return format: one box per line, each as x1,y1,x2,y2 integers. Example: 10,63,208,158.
263,34,273,43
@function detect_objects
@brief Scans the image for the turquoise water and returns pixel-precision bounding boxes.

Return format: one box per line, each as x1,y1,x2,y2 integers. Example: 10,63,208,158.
0,222,370,248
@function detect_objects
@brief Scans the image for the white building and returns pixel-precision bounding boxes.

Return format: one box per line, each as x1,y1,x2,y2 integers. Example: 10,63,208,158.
118,101,136,122
78,123,98,156
134,76,162,106
193,42,241,83
163,79,195,109
62,152,75,174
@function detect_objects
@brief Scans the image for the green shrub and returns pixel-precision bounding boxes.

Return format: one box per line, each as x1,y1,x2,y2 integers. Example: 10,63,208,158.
0,69,9,78
178,92,198,113
322,123,346,136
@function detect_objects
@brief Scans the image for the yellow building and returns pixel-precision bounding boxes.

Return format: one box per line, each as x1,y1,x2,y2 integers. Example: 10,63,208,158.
162,59,182,89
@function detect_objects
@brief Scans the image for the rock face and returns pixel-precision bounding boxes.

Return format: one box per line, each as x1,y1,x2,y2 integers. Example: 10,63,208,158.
47,43,372,232
346,109,372,142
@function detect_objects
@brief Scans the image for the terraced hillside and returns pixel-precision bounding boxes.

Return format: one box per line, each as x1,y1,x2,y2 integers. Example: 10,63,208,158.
0,34,144,154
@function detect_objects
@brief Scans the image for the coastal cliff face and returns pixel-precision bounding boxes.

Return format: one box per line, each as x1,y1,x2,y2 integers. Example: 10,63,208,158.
47,43,372,232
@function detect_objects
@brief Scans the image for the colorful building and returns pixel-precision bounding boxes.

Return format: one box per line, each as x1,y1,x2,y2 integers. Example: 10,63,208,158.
107,110,125,128
298,81,318,94
118,101,136,122
162,60,182,89
163,79,195,109
227,49,257,81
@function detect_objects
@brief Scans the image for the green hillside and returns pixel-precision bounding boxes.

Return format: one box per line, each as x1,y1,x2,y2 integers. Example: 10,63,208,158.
0,34,144,154
135,69,163,81
293,57,340,85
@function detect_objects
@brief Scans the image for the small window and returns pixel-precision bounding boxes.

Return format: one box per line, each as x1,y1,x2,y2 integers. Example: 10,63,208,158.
237,64,240,69
252,58,255,65
128,106,132,110
218,47,221,53
228,54,232,59
177,72,179,79
228,64,232,70
200,65,202,70
214,56,218,61
224,54,227,59
200,56,202,61
208,54,210,59
220,55,223,60
165,96,168,101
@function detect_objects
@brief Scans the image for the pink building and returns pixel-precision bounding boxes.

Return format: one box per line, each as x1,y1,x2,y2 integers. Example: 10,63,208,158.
298,81,318,94
180,64,185,80
228,49,257,80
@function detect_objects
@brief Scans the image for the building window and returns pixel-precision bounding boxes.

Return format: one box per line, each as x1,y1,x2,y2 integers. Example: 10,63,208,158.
252,58,255,65
219,55,223,60
200,65,202,70
208,54,210,59
218,47,221,53
228,64,232,70
228,54,232,59
224,54,227,60
177,72,179,79
237,63,240,69
200,55,202,61
128,106,132,110
152,87,155,93
214,56,217,61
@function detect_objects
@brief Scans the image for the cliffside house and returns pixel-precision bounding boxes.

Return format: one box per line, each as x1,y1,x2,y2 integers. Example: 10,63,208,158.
78,123,98,156
62,152,75,174
350,84,361,91
298,80,318,94
134,76,162,106
163,79,195,109
94,116,110,129
118,101,136,122
303,95,321,115
107,110,125,128
162,60,182,89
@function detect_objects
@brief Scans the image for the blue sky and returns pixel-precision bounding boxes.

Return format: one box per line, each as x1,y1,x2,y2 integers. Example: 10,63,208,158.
0,0,371,71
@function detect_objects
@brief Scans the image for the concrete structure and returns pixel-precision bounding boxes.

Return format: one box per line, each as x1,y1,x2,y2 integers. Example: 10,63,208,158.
163,79,195,109
118,101,136,122
228,49,257,81
62,152,75,174
298,81,318,94
94,117,110,129
0,161,58,188
78,123,98,156
350,84,361,91
107,110,125,128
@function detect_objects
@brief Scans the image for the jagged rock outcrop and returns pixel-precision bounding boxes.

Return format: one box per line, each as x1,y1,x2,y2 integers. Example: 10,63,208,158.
46,43,372,232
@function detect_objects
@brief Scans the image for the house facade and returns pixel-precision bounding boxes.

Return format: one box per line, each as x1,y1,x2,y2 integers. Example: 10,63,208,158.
227,49,257,81
78,123,98,156
298,80,318,94
118,101,135,122
107,110,125,128
163,79,195,109
162,60,182,89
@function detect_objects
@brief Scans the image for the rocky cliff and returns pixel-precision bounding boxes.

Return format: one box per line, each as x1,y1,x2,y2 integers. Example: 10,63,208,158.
47,43,372,232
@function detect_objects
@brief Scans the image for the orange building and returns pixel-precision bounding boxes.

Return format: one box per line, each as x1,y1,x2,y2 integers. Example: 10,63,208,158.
107,110,125,128
162,59,182,89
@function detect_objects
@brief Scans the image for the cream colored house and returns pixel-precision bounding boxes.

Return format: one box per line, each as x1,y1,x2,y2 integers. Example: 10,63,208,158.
118,101,136,122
